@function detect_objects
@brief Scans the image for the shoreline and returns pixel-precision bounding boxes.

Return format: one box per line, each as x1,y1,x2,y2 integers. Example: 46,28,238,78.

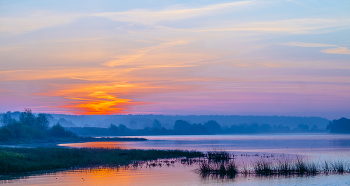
0,147,203,176
0,137,147,147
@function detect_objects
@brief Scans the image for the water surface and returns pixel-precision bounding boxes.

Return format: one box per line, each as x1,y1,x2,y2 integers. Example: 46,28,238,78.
3,134,350,185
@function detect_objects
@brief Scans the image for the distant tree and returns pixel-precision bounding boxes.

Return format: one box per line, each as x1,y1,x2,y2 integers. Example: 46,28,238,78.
35,113,49,131
173,120,191,133
1,111,15,126
119,124,127,133
19,108,35,127
294,124,310,132
109,124,119,133
249,123,259,133
204,120,222,134
327,117,350,133
190,123,208,134
260,124,272,133
273,124,291,132
152,119,162,129
49,123,76,138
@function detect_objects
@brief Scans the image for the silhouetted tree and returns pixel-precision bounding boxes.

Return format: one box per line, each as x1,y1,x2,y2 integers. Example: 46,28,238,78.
49,123,76,138
119,124,127,133
294,124,310,132
204,120,222,134
327,117,350,133
35,113,49,130
173,120,191,133
1,111,15,126
260,124,272,133
19,108,35,127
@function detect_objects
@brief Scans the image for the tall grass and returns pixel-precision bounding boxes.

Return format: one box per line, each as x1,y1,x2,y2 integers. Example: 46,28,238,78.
197,152,349,177
207,150,230,161
253,159,273,175
0,147,203,174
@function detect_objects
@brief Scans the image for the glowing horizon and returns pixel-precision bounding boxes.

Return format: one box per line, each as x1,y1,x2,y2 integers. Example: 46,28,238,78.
0,0,349,119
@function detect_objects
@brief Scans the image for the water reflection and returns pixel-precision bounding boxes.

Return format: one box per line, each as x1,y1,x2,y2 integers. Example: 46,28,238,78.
58,142,128,149
2,160,350,186
3,134,350,185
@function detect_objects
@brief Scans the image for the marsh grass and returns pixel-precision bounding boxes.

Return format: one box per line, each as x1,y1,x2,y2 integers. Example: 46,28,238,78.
254,159,273,175
0,147,203,174
332,160,345,173
207,151,230,161
198,152,349,178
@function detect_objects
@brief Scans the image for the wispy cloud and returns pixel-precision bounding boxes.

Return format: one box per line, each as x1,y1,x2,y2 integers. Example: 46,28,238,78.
282,42,336,47
102,40,189,67
189,18,350,34
322,47,350,54
93,1,255,24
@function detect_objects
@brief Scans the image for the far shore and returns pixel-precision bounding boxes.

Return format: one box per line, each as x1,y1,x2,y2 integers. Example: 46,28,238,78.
0,136,147,147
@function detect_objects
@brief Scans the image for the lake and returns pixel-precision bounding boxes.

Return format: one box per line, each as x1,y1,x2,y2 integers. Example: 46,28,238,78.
2,134,350,185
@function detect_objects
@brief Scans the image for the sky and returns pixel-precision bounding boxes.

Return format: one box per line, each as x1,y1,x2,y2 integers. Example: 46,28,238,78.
0,0,349,119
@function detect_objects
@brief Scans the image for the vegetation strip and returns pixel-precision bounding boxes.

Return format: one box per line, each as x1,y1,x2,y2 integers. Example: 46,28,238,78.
0,147,203,174
198,152,349,177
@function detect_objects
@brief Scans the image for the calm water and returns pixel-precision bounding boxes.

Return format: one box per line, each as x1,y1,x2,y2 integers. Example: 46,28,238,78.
3,134,350,185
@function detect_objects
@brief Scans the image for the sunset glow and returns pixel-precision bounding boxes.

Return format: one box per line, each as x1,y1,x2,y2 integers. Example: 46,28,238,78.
0,0,349,118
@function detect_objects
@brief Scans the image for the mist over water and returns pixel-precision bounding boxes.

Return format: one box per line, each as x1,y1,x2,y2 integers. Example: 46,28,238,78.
3,134,350,186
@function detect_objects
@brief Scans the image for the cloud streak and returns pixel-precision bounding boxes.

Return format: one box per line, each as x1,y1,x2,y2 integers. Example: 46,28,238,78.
282,42,336,47
322,47,350,55
93,1,255,24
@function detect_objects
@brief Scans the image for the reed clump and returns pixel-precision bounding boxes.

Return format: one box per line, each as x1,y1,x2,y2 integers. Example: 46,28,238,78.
254,159,273,175
198,152,349,177
207,150,230,161
198,161,239,177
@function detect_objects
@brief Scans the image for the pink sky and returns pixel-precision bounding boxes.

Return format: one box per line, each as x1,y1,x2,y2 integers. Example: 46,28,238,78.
0,0,349,119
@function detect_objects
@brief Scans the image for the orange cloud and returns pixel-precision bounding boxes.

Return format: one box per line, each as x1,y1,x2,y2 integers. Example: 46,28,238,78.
61,91,132,115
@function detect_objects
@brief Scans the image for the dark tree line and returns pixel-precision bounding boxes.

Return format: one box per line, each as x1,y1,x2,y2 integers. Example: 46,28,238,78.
0,109,76,142
67,119,321,136
327,117,350,133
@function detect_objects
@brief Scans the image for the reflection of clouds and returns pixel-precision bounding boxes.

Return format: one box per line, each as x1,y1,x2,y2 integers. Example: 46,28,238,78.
59,142,128,149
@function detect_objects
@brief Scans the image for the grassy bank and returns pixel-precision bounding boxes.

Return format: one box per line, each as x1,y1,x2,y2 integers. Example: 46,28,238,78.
0,147,203,174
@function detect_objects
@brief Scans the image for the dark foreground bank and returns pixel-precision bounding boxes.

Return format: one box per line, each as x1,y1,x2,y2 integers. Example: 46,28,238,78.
0,147,203,174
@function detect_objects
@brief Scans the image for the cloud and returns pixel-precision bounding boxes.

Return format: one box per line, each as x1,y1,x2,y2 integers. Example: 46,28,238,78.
103,50,149,67
93,1,255,24
321,47,350,54
189,18,350,34
102,40,189,67
282,42,336,47
63,91,132,115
